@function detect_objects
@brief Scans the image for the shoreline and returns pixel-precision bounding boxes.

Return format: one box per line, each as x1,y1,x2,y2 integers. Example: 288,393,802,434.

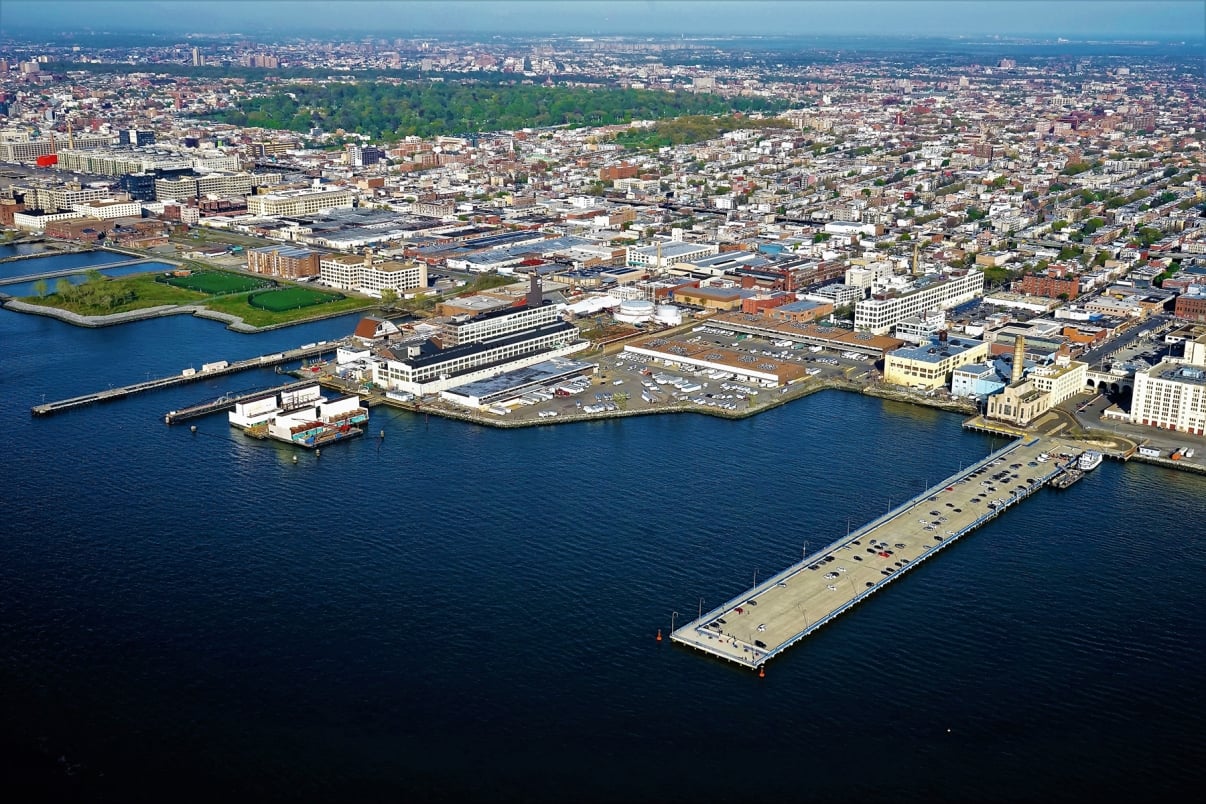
348,376,1206,476
1,293,378,333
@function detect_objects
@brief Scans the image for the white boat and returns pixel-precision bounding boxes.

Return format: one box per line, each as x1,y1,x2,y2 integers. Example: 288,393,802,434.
1078,450,1103,471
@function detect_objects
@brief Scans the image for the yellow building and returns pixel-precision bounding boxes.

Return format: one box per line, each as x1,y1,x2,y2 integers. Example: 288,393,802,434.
884,336,989,390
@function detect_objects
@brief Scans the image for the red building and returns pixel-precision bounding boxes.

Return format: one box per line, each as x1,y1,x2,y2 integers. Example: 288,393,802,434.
1017,264,1080,299
1174,291,1206,323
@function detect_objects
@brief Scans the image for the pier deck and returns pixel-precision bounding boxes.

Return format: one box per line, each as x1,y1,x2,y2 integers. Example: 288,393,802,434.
31,339,345,417
671,436,1077,670
162,380,323,424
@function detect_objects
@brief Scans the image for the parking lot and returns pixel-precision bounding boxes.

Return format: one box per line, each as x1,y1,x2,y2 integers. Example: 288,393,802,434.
461,325,882,422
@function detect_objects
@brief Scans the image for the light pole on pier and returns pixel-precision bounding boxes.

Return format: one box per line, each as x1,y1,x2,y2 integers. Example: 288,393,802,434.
697,598,703,620
671,610,679,633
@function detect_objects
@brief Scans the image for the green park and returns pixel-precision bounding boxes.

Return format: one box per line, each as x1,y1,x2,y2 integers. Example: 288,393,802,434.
19,268,373,328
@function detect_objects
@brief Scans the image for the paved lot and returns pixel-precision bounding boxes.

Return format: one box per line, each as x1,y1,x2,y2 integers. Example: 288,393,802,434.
672,436,1078,669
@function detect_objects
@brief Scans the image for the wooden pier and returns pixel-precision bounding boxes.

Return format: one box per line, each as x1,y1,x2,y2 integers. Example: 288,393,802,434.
671,436,1078,671
30,339,345,418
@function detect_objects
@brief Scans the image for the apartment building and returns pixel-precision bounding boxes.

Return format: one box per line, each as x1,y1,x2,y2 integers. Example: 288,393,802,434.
247,245,321,279
155,172,280,201
319,253,428,296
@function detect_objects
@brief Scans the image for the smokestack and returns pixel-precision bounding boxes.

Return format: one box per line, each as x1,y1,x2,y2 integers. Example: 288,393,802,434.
1011,334,1026,384
527,270,542,307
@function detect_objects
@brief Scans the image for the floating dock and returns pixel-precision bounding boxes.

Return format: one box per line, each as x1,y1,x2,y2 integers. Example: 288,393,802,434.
671,436,1077,671
31,339,345,417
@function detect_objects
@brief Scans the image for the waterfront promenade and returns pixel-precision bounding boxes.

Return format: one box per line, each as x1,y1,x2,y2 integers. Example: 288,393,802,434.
671,436,1075,670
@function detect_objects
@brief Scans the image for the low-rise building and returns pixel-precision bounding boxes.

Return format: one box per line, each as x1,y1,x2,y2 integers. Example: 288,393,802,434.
884,336,989,390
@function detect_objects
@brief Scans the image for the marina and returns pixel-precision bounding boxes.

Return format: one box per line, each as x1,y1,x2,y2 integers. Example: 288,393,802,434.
671,435,1078,671
31,339,346,417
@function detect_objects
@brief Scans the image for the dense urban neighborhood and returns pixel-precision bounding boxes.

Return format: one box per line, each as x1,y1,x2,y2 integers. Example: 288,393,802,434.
2,31,1205,443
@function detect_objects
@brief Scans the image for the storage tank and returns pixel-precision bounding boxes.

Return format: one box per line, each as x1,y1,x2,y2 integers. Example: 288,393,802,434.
654,304,683,326
615,299,655,324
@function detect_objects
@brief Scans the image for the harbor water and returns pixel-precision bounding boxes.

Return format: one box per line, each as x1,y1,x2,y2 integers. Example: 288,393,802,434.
1,304,1204,803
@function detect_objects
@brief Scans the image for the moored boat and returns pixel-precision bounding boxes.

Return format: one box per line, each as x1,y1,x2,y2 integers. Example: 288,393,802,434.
1078,450,1103,471
1050,467,1084,489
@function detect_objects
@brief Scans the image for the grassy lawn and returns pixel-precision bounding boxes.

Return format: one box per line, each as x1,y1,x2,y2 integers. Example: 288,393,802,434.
248,286,343,312
18,273,208,314
18,272,374,327
162,270,271,294
204,291,374,327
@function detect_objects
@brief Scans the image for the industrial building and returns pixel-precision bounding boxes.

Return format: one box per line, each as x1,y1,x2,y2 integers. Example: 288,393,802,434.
1129,334,1206,435
883,336,989,390
854,270,985,335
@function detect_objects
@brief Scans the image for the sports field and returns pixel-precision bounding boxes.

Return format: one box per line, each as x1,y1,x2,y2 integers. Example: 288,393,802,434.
248,287,343,312
163,271,269,295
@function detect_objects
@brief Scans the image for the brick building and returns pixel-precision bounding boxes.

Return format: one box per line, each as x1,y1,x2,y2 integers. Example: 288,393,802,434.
247,245,321,279
1017,264,1081,299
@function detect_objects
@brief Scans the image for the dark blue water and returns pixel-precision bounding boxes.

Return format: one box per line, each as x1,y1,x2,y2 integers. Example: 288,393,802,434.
1,262,180,297
2,306,1204,803
0,249,132,280
0,242,52,259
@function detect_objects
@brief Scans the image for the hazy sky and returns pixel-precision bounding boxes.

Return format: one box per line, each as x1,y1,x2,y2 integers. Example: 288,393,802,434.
2,0,1203,39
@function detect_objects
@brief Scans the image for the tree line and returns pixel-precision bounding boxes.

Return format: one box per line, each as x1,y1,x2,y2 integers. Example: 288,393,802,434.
609,114,792,150
205,81,781,139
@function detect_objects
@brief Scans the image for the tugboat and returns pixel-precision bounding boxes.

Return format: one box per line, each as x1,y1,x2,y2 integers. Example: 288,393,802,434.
1078,450,1103,471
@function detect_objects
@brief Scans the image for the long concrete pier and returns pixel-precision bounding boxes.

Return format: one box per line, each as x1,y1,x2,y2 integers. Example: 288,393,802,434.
31,339,345,417
671,436,1078,670
162,379,322,424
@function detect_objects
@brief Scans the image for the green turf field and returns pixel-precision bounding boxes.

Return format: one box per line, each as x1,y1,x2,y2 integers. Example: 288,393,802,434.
248,286,343,312
162,271,269,294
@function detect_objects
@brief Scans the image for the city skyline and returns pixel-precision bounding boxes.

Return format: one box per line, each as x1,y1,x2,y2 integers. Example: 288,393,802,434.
2,0,1204,40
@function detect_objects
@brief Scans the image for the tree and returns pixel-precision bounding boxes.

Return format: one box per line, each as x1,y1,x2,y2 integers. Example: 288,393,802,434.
32,279,48,298
55,278,74,298
379,288,398,307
